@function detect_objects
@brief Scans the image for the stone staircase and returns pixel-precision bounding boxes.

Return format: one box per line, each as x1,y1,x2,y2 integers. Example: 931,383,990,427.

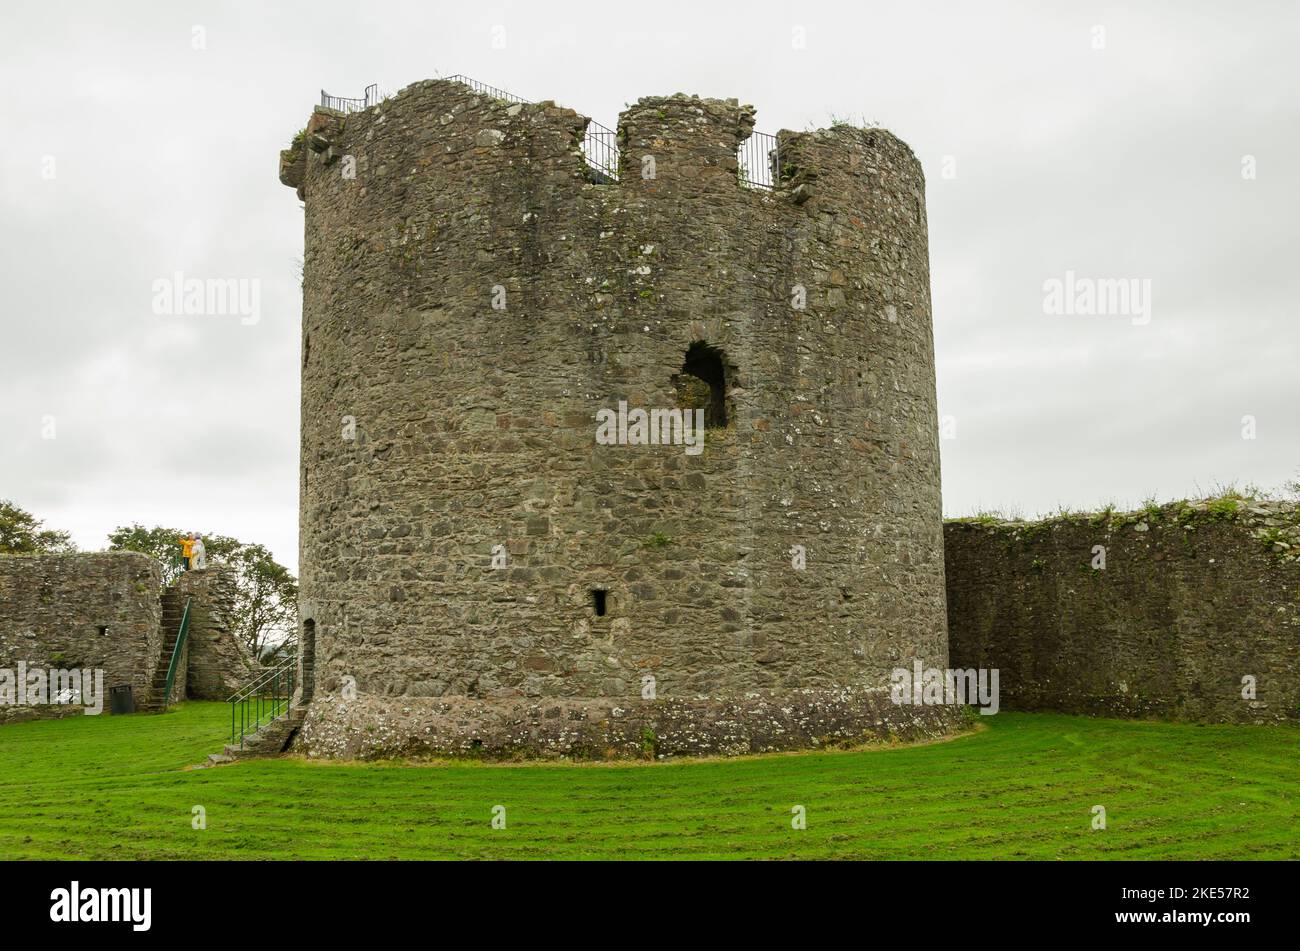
138,589,187,712
207,706,307,765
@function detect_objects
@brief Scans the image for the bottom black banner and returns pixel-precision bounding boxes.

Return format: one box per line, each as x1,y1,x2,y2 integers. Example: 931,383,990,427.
1,860,1282,937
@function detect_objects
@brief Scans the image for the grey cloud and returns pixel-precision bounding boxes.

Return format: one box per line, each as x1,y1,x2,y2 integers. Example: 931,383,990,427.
1,0,1296,571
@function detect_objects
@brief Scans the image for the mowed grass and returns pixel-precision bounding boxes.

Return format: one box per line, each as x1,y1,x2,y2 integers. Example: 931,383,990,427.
0,702,1295,860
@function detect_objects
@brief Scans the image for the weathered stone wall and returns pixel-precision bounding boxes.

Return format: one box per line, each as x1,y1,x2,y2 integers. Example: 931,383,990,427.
0,556,255,720
945,500,1300,724
283,78,944,756
299,688,964,760
174,567,253,700
0,552,163,718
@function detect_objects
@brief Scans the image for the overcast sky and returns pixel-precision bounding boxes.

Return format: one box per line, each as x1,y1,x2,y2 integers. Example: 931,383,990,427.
2,1,1296,573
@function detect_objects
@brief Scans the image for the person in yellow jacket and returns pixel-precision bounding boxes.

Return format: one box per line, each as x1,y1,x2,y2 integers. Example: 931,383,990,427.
178,534,195,571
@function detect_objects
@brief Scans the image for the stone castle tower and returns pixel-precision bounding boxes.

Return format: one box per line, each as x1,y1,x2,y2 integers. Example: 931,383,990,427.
278,77,954,758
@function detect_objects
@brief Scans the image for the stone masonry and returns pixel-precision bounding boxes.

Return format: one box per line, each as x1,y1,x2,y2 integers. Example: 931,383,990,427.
174,566,255,700
945,500,1300,724
0,553,253,721
0,552,161,722
280,78,952,757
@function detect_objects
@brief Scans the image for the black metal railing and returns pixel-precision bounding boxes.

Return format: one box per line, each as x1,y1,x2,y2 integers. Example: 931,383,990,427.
320,83,387,115
320,90,364,114
444,74,528,104
228,657,296,749
582,120,619,183
321,74,778,189
738,130,779,190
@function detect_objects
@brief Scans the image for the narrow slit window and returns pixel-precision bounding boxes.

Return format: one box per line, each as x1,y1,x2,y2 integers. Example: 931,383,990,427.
591,589,608,617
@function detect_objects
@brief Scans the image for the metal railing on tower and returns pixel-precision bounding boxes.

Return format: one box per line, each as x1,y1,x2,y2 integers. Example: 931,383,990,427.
319,75,780,189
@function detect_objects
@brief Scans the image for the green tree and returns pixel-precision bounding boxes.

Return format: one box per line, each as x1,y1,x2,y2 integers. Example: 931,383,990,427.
107,524,298,661
0,500,75,554
215,539,299,661
105,524,189,583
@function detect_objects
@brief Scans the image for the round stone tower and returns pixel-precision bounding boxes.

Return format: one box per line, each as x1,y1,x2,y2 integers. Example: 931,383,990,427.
278,78,955,758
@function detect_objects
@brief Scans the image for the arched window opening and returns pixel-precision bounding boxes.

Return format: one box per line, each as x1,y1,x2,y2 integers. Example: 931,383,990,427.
673,341,730,429
299,618,316,704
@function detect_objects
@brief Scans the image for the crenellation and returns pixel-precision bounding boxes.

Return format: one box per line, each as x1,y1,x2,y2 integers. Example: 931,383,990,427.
616,95,758,191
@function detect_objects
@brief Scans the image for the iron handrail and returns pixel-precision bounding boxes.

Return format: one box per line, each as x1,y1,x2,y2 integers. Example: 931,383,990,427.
739,129,779,190
160,597,192,709
228,656,295,703
443,74,528,104
320,89,365,114
582,120,619,183
229,656,297,748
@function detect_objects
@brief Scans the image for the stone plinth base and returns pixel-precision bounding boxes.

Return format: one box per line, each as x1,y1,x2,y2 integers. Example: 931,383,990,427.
0,704,95,726
295,687,968,760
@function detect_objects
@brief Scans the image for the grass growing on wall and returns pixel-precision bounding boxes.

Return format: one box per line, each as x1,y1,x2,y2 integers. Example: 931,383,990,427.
0,702,1295,860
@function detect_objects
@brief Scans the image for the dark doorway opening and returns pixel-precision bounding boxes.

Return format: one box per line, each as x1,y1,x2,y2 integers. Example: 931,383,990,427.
299,618,316,703
674,341,729,428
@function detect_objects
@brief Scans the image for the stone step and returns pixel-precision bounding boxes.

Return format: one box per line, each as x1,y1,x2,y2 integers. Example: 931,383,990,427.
216,707,308,761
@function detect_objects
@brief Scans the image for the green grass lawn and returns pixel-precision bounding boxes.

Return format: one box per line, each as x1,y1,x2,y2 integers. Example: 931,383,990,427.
0,701,1294,860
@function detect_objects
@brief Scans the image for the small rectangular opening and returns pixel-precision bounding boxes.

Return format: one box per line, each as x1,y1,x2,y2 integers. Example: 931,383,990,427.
591,589,608,617
97,626,109,637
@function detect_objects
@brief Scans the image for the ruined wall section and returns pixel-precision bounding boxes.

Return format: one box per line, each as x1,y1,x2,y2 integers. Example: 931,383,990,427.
945,501,1300,723
0,552,163,720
